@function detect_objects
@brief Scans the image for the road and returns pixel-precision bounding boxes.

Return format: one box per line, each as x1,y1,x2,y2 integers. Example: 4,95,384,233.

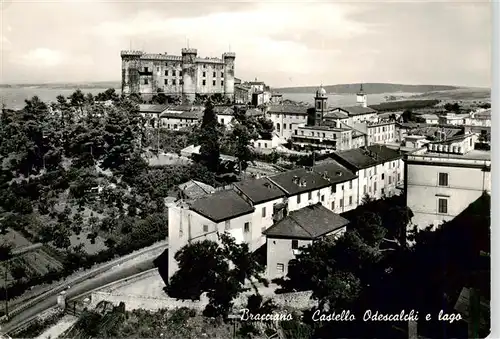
1,258,156,334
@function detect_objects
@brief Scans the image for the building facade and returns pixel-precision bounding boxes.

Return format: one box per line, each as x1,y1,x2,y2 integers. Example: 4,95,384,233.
405,134,490,229
121,48,235,103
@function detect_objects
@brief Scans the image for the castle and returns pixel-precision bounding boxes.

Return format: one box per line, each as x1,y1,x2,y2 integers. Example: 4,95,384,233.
121,48,235,103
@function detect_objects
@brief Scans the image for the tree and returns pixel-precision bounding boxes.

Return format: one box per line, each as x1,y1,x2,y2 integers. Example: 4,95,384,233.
402,109,413,123
231,124,255,173
444,102,461,113
166,232,267,318
197,99,221,172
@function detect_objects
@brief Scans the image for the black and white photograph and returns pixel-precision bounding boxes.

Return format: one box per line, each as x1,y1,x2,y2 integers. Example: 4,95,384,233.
0,0,494,338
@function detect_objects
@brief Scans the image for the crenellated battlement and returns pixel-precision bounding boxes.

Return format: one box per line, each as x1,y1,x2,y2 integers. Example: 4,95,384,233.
141,54,182,61
181,48,198,55
195,57,224,64
223,52,236,59
121,50,144,57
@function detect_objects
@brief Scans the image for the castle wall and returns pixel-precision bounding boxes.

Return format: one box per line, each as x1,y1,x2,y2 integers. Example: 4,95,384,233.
195,62,225,95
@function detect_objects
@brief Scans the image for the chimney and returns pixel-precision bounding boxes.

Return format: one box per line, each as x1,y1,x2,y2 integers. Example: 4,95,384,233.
300,179,307,187
322,171,329,179
292,176,299,184
336,171,343,177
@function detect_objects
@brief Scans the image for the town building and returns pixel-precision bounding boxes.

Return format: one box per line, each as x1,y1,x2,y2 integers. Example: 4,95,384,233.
465,109,491,127
159,108,202,130
328,145,405,202
438,113,470,125
291,125,353,151
405,133,490,229
176,180,216,201
121,48,235,103
264,203,349,279
420,114,439,124
266,104,309,140
312,161,359,214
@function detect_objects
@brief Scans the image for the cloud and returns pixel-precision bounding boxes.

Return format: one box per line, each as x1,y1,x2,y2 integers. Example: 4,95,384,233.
12,48,94,68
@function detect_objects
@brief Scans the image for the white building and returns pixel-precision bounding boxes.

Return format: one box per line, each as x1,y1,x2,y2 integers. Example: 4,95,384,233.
266,104,309,140
405,133,491,229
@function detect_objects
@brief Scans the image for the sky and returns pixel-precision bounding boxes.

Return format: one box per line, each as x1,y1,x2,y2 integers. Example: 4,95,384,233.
0,0,492,88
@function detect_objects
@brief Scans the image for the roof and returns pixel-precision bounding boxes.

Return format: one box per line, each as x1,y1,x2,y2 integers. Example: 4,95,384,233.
268,168,332,196
160,110,202,119
324,111,349,120
190,189,254,223
178,180,215,200
263,203,349,239
234,178,285,204
421,114,439,120
336,106,377,116
267,104,309,115
214,106,234,115
332,145,403,170
247,108,264,117
138,104,169,113
312,161,358,184
410,126,462,139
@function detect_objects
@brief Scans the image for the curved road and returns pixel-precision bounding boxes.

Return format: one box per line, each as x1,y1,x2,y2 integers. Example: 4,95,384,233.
1,259,156,334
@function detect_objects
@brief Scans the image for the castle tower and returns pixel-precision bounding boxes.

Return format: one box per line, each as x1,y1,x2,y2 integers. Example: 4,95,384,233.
181,48,198,103
223,52,236,102
120,50,143,95
356,84,367,108
314,85,328,126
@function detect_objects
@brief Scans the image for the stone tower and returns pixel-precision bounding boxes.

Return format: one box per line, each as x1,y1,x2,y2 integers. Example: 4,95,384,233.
181,48,198,103
120,50,143,95
223,52,236,102
314,85,328,126
356,84,367,108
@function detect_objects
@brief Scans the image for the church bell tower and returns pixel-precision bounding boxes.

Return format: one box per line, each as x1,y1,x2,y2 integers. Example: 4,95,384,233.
356,84,367,108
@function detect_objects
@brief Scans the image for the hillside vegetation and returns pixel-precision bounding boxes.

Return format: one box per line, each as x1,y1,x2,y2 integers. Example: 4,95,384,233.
273,83,463,94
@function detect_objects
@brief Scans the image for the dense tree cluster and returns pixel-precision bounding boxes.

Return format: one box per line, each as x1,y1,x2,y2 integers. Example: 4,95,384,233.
167,232,267,318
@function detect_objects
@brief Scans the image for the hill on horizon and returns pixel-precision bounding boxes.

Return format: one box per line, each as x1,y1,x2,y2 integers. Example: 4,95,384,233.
0,81,121,89
272,83,472,94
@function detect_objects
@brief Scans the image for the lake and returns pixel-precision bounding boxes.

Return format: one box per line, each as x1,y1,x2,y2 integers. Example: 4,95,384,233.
0,86,419,110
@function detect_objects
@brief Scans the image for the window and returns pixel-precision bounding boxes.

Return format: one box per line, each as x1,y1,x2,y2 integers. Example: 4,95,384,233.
363,185,367,195
388,176,392,184
332,185,336,194
349,196,352,205
172,79,176,85
283,124,287,130
374,182,377,192
321,195,325,202
179,71,182,76
438,173,449,187
339,198,344,208
172,70,176,76
276,263,284,273
265,143,268,148
262,207,266,218
341,184,344,191
374,166,377,175
244,222,250,232
398,173,401,182
144,78,149,85
173,124,178,129
349,181,352,189
165,70,168,76
438,198,448,214
164,79,168,85
308,192,312,200
381,188,385,196
156,67,159,72
221,72,224,77
202,71,206,77
316,102,321,109
144,67,149,72
295,130,298,135
203,224,208,232
331,201,335,210
213,71,216,77
222,118,225,124
202,80,206,86
297,194,301,204
292,240,299,249
225,220,231,230
221,80,224,87
213,80,216,86
382,173,385,180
